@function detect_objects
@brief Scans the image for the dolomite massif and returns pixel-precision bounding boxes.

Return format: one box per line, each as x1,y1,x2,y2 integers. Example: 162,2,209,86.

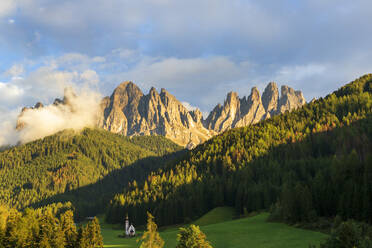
18,81,305,147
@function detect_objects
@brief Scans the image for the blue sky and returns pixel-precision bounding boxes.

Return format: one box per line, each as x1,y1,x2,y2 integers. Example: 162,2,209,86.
1,0,372,116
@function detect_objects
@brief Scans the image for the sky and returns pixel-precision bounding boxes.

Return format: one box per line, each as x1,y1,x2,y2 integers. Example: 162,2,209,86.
1,0,372,118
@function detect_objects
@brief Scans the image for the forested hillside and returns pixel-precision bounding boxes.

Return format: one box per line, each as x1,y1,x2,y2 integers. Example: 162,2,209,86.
0,129,182,218
0,202,104,247
106,74,372,226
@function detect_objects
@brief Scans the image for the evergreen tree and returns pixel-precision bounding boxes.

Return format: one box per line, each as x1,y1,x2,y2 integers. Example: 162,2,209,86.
176,224,213,248
60,210,78,248
138,212,164,248
78,217,103,248
38,210,65,248
0,205,8,248
317,221,372,248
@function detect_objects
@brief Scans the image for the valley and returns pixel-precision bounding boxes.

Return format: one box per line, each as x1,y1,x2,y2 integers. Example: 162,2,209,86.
2,2,371,247
101,208,327,248
0,74,371,247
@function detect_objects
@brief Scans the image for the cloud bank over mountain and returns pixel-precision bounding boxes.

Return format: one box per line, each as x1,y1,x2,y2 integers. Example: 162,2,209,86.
0,84,101,146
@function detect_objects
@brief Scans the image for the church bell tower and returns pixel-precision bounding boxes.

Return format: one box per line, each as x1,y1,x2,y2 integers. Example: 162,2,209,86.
125,214,129,236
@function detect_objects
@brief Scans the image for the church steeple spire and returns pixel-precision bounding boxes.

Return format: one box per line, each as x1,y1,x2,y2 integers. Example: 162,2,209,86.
125,214,129,236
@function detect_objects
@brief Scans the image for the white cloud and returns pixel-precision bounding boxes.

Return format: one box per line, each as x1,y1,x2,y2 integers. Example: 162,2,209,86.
118,56,250,88
0,55,103,146
92,56,106,63
0,54,104,108
4,64,25,77
276,64,327,81
0,86,102,146
112,48,139,60
0,0,16,18
22,66,76,99
18,87,101,144
0,107,19,146
0,82,24,104
80,69,99,86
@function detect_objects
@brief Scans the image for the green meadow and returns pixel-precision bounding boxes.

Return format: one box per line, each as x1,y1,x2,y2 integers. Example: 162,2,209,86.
101,207,327,248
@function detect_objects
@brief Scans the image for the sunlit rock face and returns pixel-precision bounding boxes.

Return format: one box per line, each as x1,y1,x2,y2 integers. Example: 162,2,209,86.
98,81,212,148
18,81,305,148
204,82,306,133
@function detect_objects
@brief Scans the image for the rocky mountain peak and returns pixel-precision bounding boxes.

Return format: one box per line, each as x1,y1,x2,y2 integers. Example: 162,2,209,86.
295,91,306,105
34,102,44,109
149,86,158,94
112,81,143,101
204,91,240,132
277,85,306,113
262,82,279,113
160,88,176,105
116,80,136,89
98,82,212,147
281,85,295,96
206,82,305,133
225,91,239,104
249,87,261,101
147,87,161,104
189,109,203,123
160,88,168,95
18,80,306,148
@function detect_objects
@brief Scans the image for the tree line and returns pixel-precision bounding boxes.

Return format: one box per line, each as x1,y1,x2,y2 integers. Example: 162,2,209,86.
0,202,103,248
106,74,372,227
0,128,182,219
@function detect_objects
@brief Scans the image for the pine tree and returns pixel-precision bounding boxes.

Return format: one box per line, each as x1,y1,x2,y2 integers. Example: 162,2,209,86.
176,224,213,248
78,217,103,248
38,211,65,248
138,212,164,248
60,210,78,248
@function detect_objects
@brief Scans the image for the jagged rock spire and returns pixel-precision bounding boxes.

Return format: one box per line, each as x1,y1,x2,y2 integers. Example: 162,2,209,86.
98,83,211,148
204,83,305,133
18,80,305,147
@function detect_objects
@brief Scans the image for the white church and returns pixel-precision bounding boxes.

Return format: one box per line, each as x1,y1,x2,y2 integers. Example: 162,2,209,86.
125,215,136,237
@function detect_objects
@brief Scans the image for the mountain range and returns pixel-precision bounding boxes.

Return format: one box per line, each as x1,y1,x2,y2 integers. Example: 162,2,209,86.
18,81,305,147
4,74,372,228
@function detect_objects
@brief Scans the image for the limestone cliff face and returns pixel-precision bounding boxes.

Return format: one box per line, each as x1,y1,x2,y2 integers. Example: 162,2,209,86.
17,81,305,147
204,92,240,132
262,82,279,118
98,81,143,135
204,83,306,133
235,87,266,128
277,85,306,114
98,81,212,148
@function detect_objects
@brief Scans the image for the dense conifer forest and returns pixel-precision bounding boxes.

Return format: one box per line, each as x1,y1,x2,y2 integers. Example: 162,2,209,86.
106,74,372,226
0,202,104,247
0,74,371,245
0,130,182,218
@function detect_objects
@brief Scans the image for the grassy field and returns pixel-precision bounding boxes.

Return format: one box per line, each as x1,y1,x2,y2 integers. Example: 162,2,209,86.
101,208,327,248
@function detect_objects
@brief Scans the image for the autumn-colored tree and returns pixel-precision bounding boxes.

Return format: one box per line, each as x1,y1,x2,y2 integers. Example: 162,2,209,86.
78,217,103,248
38,210,65,248
60,210,78,248
176,224,212,248
138,212,164,248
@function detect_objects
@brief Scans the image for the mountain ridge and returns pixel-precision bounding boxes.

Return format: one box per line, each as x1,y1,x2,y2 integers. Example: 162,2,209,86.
18,81,306,147
105,74,372,226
